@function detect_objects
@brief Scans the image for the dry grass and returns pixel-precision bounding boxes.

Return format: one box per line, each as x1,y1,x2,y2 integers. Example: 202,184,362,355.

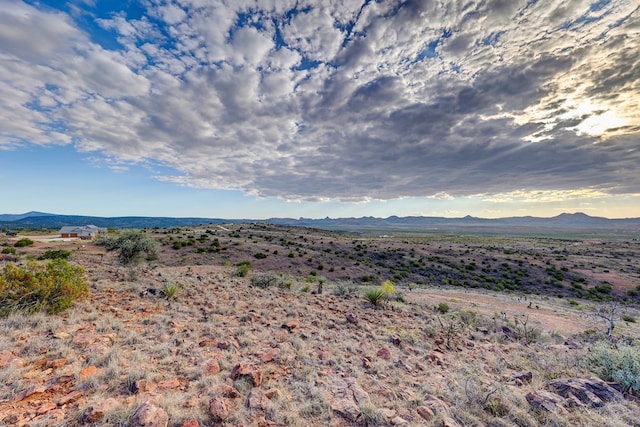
0,227,639,426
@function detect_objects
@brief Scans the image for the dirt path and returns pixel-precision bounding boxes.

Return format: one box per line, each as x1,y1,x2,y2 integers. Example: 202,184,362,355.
410,287,616,336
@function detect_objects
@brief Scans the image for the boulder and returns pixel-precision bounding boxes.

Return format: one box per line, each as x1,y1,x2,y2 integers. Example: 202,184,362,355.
547,377,622,408
209,397,229,421
131,403,169,427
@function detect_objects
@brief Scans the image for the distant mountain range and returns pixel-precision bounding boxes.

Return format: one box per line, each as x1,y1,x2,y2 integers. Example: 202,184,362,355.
1,211,640,235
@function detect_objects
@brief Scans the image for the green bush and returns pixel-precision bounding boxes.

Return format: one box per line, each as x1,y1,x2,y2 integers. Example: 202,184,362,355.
14,238,34,248
584,341,640,395
254,252,267,259
38,249,72,260
365,288,386,306
436,302,450,314
1,247,16,255
0,259,88,316
235,261,251,277
96,231,157,265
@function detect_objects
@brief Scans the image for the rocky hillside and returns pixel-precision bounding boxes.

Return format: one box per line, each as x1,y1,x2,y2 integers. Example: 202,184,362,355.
0,228,639,426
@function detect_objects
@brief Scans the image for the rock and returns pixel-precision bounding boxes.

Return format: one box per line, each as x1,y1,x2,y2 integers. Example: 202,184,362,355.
46,358,67,369
181,419,200,427
248,388,273,413
346,313,358,325
131,403,169,427
513,371,533,385
218,384,241,398
204,358,221,374
83,398,120,423
391,416,409,425
230,363,263,387
422,394,452,418
133,379,157,394
19,385,46,400
416,405,434,421
281,320,298,332
526,390,565,413
58,390,84,405
261,348,280,363
36,401,57,415
79,365,98,381
547,377,623,408
158,377,183,390
209,397,229,421
377,347,391,360
330,377,371,421
199,339,218,347
72,327,96,346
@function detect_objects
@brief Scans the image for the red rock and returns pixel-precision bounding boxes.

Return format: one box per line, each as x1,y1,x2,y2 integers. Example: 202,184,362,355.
416,406,434,421
248,388,273,413
19,385,46,400
72,328,97,346
377,347,391,360
47,358,67,369
58,390,84,405
83,398,120,423
36,401,57,414
209,397,229,421
199,339,218,347
281,320,298,332
79,365,98,380
158,377,182,390
131,402,169,427
204,358,220,374
218,384,241,398
230,363,263,387
181,419,200,427
261,348,280,363
264,388,280,399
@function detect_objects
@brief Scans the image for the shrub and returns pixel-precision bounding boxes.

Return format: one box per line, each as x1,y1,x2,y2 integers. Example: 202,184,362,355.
333,281,358,298
381,279,395,296
96,231,157,265
38,249,72,260
1,247,16,255
365,288,386,306
622,315,636,323
14,238,34,248
163,283,178,300
235,261,251,277
436,302,450,314
0,259,88,316
254,252,267,259
584,341,640,395
250,272,291,289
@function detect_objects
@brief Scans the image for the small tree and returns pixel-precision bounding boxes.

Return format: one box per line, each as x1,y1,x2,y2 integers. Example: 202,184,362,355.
96,231,157,265
594,302,620,337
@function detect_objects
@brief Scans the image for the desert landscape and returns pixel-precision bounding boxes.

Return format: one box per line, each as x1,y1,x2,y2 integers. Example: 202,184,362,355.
1,224,639,426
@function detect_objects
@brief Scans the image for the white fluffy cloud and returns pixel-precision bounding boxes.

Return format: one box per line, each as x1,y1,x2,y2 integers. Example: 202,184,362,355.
1,0,639,201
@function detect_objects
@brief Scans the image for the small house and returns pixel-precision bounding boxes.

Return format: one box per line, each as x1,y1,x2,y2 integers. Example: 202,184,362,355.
59,225,106,240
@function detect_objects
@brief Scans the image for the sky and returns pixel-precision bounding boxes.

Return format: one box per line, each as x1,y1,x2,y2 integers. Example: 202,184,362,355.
0,0,639,219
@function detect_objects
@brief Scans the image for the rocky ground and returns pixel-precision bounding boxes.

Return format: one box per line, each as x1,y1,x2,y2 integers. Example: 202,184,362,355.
1,228,639,426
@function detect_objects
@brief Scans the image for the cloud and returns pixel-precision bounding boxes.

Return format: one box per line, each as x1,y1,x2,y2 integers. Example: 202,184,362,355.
1,0,639,203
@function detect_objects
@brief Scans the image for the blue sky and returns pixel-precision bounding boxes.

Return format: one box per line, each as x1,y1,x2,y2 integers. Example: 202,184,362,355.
1,0,639,219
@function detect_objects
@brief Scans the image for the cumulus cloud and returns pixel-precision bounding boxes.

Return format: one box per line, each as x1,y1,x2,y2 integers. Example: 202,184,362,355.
1,0,639,202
